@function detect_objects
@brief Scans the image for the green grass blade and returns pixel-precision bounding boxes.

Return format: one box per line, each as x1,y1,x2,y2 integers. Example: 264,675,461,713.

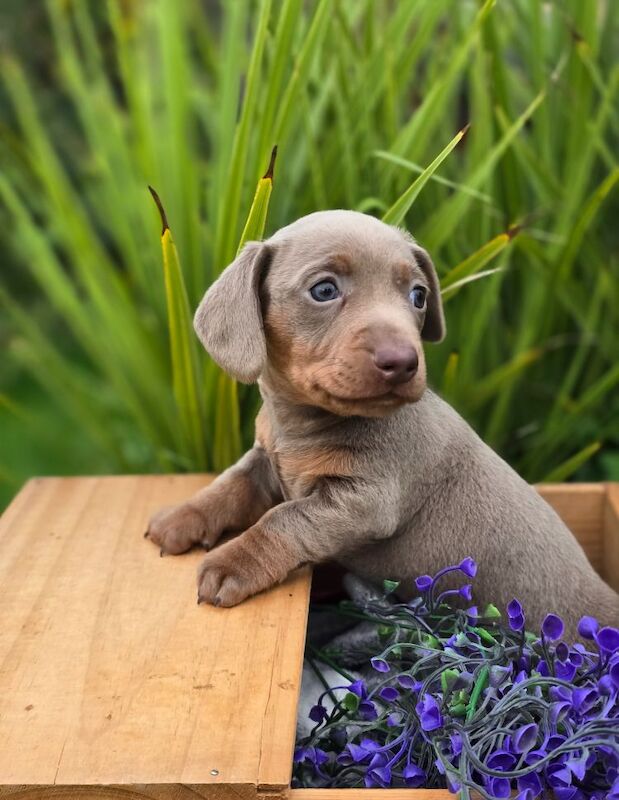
382,126,469,226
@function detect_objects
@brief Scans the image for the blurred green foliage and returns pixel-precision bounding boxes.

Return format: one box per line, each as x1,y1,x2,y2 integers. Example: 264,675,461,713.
1,0,618,509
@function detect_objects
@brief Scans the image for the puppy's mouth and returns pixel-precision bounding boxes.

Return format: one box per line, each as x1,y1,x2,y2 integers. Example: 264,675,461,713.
313,383,421,415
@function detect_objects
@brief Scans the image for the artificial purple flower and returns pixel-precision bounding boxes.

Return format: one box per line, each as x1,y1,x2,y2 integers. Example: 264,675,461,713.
572,686,598,714
348,679,367,698
294,745,328,766
598,674,614,695
359,737,380,752
514,791,535,800
459,556,477,577
512,722,539,754
596,626,619,654
415,574,433,592
378,686,399,702
336,742,368,764
459,583,473,601
466,605,479,620
609,659,619,689
358,700,378,720
555,659,578,682
556,642,569,662
403,762,425,787
507,598,526,631
517,771,543,796
550,700,572,725
416,694,443,731
449,732,462,757
542,613,565,641
309,704,327,723
487,750,517,770
486,776,511,798
507,598,523,617
365,763,391,788
370,656,390,673
397,673,418,690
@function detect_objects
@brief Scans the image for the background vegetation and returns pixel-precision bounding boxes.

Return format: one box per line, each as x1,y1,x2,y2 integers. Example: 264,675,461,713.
1,0,618,508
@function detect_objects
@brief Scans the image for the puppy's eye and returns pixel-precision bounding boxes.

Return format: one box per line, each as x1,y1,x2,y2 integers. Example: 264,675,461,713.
410,285,427,309
310,280,340,302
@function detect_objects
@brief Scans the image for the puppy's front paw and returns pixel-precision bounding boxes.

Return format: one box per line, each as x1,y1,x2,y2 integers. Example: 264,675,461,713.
196,531,285,607
145,503,213,555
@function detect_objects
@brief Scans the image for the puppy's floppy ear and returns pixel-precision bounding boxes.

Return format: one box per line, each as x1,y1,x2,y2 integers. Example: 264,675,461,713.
411,244,446,342
193,242,271,383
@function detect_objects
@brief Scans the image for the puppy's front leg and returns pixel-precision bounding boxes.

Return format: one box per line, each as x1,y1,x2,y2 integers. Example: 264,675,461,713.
197,478,396,606
146,447,282,555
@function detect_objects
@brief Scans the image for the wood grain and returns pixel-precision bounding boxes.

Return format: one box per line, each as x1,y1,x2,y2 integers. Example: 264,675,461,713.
604,482,619,591
0,476,311,799
289,791,456,799
537,483,606,572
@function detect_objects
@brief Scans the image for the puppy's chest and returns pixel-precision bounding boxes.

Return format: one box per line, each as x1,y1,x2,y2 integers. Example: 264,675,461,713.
255,408,355,499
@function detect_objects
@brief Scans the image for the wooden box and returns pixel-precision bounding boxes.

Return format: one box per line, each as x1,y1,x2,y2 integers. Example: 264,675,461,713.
0,477,617,800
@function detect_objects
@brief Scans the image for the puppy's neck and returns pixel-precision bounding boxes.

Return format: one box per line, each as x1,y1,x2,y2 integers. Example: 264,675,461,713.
258,376,360,440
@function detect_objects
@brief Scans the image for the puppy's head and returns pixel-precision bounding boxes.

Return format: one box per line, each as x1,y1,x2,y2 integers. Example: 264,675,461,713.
194,210,445,416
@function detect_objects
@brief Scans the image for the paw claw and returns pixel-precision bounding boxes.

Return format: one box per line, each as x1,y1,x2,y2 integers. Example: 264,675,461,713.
214,596,222,607
160,548,165,557
144,530,150,538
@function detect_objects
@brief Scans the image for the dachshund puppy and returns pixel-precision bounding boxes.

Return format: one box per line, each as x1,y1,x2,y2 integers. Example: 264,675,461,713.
146,210,619,634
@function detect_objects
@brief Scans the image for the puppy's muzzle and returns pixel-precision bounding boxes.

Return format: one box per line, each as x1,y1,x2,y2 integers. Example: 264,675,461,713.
373,345,418,385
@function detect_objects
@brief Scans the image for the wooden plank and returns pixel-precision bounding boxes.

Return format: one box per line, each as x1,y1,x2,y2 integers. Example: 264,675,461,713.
604,483,619,591
536,483,605,571
290,792,455,799
0,476,311,798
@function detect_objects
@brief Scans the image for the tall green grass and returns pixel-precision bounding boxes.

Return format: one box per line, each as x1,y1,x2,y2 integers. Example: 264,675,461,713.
1,0,618,504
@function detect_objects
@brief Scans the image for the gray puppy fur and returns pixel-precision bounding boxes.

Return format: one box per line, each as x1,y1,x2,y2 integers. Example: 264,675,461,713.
146,210,619,636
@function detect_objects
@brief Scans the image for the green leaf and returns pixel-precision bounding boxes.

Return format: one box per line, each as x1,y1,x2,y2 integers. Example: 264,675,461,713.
342,692,360,712
541,441,602,483
150,187,207,467
382,125,469,226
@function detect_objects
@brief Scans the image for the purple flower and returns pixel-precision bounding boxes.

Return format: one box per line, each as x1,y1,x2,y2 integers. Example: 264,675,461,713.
486,776,511,798
294,746,328,766
348,679,367,698
403,762,425,788
378,686,399,702
517,771,543,796
309,704,327,723
359,737,380,752
555,660,578,682
416,694,443,731
415,574,433,592
578,615,599,639
609,659,619,689
336,742,368,764
572,686,598,713
512,722,539,754
459,557,477,577
358,700,378,720
365,754,392,788
397,673,418,690
597,626,619,654
370,656,390,673
487,750,517,770
507,598,526,631
459,583,473,601
466,605,479,620
542,613,565,641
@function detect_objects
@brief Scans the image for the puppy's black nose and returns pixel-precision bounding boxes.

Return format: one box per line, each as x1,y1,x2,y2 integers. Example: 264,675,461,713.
373,346,418,385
